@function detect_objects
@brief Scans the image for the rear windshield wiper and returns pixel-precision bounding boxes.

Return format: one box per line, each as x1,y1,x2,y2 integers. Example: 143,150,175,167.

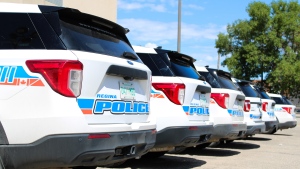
122,51,138,60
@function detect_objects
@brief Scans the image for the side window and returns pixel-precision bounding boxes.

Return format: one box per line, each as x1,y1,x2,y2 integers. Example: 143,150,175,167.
0,13,44,49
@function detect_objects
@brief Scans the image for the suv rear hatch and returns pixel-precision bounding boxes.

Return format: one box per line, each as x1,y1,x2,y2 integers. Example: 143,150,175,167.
154,50,211,121
43,8,151,124
236,81,262,121
198,68,245,122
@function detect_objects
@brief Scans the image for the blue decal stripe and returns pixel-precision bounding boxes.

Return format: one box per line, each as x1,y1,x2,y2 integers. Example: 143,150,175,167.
77,99,94,109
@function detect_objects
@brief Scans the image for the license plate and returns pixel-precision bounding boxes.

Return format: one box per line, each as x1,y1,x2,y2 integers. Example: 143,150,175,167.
200,94,207,107
120,81,135,100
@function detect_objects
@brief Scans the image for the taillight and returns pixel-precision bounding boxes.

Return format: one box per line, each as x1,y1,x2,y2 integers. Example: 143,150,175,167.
282,107,291,114
210,93,229,109
244,100,251,112
26,60,83,97
262,102,268,112
152,83,185,105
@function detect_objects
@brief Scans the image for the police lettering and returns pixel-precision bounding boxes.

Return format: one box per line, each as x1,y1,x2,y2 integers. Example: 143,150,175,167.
94,101,149,114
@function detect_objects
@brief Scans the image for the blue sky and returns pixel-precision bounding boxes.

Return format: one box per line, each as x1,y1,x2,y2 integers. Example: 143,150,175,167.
117,0,275,71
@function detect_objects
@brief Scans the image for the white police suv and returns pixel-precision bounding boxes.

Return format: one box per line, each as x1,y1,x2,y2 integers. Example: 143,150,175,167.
196,67,247,145
268,93,297,131
133,46,214,157
251,86,278,134
232,78,266,136
0,3,156,169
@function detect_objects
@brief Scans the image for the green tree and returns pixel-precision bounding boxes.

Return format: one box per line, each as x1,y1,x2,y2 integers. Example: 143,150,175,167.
215,0,300,98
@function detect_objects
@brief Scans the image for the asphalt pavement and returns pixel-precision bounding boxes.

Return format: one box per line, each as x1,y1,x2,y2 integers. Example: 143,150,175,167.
100,114,300,169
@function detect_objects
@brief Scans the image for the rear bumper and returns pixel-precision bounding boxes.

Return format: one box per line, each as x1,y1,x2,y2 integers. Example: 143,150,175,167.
264,120,279,133
278,121,297,130
208,123,247,142
246,122,265,136
0,130,156,169
151,125,213,151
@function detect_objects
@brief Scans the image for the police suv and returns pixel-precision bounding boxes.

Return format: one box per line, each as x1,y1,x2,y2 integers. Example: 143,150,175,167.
232,78,266,136
133,46,213,157
196,67,247,145
251,86,278,134
268,93,297,131
0,3,156,169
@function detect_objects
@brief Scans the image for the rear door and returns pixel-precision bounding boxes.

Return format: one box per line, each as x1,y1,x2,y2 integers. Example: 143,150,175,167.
43,8,151,124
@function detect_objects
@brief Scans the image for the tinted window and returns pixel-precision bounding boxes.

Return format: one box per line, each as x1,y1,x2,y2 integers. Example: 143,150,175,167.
238,83,260,97
0,13,44,49
162,53,201,80
43,9,140,61
218,76,238,90
137,53,162,76
271,97,286,104
283,97,293,105
199,71,221,88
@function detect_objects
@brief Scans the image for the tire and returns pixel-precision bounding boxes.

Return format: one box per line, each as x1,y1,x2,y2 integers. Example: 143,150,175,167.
168,147,187,154
224,140,234,144
196,143,211,149
142,152,167,158
270,127,277,134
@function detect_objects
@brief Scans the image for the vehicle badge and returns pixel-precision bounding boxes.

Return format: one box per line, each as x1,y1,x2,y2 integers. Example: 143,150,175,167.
127,60,134,65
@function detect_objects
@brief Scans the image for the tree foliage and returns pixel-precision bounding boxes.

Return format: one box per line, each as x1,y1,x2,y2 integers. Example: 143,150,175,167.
215,0,300,98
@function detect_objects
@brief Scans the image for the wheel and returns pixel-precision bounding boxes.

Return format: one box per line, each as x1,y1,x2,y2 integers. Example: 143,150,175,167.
196,143,211,149
142,152,167,158
270,127,277,134
224,140,234,144
168,146,186,154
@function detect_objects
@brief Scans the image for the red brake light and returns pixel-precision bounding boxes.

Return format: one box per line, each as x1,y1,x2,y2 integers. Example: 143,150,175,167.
262,102,268,112
211,93,229,109
152,83,185,105
26,60,83,97
88,134,110,139
244,100,251,112
282,107,291,114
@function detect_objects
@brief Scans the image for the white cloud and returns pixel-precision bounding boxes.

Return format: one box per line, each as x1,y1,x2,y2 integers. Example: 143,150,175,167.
118,0,167,12
186,4,204,10
145,42,158,48
119,18,226,43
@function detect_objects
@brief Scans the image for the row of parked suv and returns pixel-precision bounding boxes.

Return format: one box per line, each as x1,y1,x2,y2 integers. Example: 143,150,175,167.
0,3,297,169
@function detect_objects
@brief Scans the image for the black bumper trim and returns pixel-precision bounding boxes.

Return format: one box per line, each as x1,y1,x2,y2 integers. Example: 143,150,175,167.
153,125,213,149
0,130,156,169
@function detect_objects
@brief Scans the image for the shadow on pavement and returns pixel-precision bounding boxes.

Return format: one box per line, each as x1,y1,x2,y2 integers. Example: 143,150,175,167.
216,141,260,150
115,155,206,169
178,147,240,157
272,133,293,136
242,137,272,141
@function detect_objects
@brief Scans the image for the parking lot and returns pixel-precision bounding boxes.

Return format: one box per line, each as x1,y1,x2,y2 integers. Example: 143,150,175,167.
100,114,300,169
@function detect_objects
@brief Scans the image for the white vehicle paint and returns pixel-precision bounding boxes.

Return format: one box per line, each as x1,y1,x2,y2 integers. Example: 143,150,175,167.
197,67,247,143
231,78,266,136
0,4,156,169
134,46,214,154
251,85,278,133
268,93,297,131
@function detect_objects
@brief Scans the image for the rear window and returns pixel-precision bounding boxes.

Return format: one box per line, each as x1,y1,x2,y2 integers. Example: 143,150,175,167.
218,76,238,90
43,9,139,61
137,53,174,76
0,13,44,49
198,70,238,90
137,51,202,79
238,83,260,97
199,71,221,88
271,97,286,104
